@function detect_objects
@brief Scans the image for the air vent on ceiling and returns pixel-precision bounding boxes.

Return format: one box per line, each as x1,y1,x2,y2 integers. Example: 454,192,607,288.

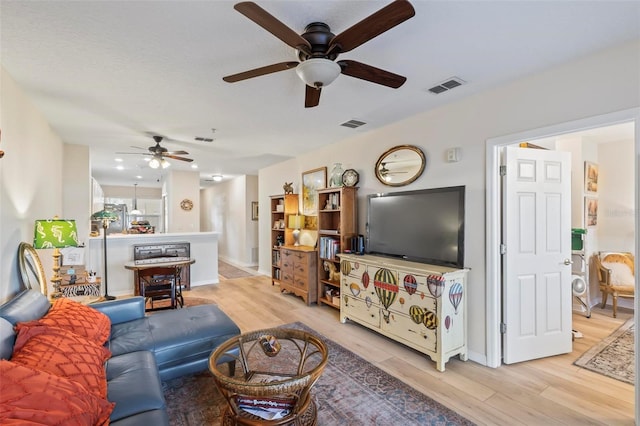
427,77,465,95
195,137,214,142
340,119,367,129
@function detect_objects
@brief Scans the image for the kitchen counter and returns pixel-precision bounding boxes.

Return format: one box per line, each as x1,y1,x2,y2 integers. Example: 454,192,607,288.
87,232,219,296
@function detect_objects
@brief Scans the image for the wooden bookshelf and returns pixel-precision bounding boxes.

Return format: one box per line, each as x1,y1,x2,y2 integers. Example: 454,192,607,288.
316,187,357,308
270,194,299,286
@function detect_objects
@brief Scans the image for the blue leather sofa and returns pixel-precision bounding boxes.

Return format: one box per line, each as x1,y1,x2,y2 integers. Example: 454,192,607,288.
0,289,240,425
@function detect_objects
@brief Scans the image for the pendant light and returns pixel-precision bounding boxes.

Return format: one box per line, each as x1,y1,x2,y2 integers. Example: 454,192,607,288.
130,183,142,215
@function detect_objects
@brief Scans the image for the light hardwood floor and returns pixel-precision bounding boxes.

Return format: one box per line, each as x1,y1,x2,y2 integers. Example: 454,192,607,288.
185,275,635,425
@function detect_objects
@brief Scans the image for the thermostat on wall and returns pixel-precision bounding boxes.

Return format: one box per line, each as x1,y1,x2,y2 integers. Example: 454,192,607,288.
446,147,461,163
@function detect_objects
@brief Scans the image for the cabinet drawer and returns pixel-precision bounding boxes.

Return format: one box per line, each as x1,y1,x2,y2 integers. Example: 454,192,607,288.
342,295,380,328
293,262,308,276
381,311,436,352
292,252,309,265
293,276,307,289
281,270,294,283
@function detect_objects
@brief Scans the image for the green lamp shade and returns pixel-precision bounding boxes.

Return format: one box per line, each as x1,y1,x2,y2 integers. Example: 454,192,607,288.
91,209,119,221
33,219,79,249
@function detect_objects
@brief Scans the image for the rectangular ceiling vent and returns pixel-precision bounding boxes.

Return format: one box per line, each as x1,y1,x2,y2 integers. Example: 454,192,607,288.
427,77,466,95
195,137,214,142
340,119,366,129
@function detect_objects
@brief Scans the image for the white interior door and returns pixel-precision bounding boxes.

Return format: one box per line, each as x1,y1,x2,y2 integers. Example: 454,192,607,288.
502,146,572,364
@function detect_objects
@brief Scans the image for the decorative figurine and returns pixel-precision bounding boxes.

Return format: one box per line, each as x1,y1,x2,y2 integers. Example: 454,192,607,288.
283,182,293,194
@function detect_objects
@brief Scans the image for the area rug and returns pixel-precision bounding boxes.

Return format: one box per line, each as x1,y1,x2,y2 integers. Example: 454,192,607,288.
574,318,635,384
219,260,254,279
163,322,474,425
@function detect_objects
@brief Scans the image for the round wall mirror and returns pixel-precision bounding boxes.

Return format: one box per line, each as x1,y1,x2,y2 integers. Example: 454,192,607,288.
18,242,47,296
375,145,426,186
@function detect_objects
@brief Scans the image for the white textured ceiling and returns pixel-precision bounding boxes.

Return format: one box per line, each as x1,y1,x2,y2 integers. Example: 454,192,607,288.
2,0,639,188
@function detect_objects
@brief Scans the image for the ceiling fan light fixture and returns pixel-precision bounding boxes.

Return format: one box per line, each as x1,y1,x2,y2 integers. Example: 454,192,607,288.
212,175,223,182
296,58,341,88
148,157,161,169
161,159,170,169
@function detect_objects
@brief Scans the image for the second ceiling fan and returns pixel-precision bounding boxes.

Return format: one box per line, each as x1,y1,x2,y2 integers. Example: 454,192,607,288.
223,0,415,108
118,135,193,169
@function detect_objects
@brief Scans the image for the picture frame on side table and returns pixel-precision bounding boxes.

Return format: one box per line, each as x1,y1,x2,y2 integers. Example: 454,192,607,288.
251,201,259,221
302,167,327,216
585,196,598,227
584,161,598,193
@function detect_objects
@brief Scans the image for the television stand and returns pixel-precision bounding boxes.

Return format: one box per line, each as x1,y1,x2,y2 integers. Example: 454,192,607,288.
338,253,468,372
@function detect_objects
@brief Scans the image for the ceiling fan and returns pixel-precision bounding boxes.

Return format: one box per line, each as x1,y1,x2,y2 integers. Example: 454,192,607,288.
223,0,415,108
118,136,193,169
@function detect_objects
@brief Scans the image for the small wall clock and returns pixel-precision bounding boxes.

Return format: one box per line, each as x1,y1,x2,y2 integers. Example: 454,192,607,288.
342,169,359,187
180,199,193,211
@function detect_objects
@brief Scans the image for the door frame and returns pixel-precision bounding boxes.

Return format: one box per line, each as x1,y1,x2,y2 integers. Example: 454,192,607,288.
485,108,639,387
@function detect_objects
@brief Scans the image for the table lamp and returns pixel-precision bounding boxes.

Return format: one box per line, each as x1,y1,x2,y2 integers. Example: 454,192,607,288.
91,209,119,300
33,218,78,299
288,214,305,246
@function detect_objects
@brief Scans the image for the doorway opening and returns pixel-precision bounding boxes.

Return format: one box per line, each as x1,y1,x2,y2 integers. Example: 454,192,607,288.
485,108,639,373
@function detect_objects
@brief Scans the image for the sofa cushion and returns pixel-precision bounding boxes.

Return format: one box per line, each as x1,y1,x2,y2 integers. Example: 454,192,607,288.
0,318,15,360
106,351,166,422
107,304,240,380
0,290,50,325
109,409,169,426
12,324,111,398
0,360,114,426
26,297,111,345
108,317,155,356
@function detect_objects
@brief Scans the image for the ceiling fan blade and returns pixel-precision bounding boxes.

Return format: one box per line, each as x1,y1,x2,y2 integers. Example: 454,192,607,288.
223,61,299,83
165,150,189,155
329,0,415,54
338,60,406,88
115,152,150,155
234,2,312,54
305,85,321,108
163,154,193,162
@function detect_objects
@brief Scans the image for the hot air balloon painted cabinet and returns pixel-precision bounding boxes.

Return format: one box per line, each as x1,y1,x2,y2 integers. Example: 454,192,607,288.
339,253,468,372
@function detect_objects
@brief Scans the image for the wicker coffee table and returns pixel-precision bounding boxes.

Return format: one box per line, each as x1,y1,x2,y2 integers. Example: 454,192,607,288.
208,328,328,426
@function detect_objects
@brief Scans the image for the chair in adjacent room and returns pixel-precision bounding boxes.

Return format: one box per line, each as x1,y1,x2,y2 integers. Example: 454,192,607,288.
137,267,178,311
593,252,635,318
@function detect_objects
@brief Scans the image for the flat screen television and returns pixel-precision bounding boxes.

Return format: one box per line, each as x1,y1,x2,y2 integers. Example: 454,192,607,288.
366,186,465,268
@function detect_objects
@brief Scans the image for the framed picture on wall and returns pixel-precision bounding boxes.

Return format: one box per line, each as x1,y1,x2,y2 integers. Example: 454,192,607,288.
585,196,598,227
584,161,598,193
302,167,327,216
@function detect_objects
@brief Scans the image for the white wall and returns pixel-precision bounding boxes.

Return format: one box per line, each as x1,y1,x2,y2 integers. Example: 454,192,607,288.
0,68,65,301
63,144,91,246
201,175,259,266
259,40,640,364
166,170,200,233
598,139,635,252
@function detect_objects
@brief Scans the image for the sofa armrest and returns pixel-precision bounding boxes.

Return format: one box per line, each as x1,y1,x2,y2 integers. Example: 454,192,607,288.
92,297,145,324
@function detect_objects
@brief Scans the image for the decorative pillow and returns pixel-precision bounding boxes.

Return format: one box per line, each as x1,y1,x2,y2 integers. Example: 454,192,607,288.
23,297,111,345
602,253,635,286
0,360,113,426
12,324,111,398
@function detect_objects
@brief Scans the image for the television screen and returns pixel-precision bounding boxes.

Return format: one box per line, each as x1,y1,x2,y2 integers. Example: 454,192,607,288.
366,186,465,268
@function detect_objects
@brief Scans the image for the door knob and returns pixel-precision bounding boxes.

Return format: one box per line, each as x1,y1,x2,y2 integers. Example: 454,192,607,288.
563,259,573,265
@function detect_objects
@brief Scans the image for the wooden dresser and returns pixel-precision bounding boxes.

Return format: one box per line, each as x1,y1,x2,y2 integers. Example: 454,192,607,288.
280,246,317,305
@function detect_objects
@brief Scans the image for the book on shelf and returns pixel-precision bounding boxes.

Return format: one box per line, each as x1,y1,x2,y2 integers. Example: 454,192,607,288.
319,236,340,260
319,229,339,235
